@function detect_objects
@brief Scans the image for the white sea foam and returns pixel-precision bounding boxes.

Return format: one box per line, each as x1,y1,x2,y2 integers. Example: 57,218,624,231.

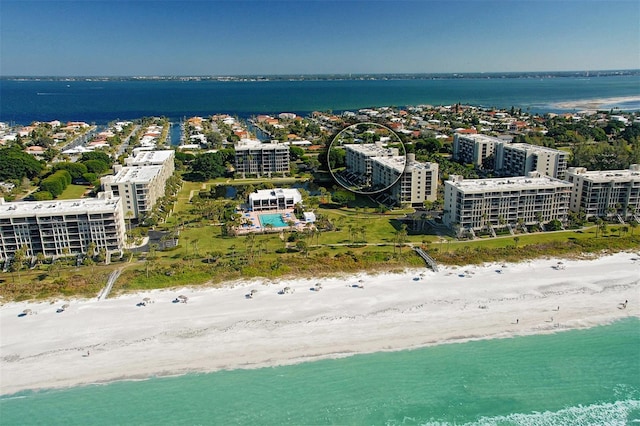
412,399,640,426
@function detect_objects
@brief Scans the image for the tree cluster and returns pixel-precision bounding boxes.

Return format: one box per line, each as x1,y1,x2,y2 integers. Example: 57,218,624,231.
183,150,234,181
0,147,43,181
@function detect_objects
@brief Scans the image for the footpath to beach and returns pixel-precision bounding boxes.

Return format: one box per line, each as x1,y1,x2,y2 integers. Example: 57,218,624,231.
1,251,638,395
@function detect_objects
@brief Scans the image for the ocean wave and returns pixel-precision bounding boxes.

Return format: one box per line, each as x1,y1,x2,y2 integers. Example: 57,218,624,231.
414,399,640,426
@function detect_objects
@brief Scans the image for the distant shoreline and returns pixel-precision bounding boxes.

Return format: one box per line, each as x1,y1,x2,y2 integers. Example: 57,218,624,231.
2,69,639,82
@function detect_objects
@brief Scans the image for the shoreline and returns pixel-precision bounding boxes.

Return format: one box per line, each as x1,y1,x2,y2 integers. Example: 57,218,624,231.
549,95,640,111
1,252,638,396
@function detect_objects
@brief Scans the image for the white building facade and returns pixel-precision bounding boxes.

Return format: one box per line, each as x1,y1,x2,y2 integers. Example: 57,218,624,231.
565,165,640,219
453,134,568,179
248,188,302,211
101,149,175,220
495,142,568,179
234,139,290,178
372,154,439,207
344,143,399,180
443,173,572,232
101,166,165,220
0,192,126,260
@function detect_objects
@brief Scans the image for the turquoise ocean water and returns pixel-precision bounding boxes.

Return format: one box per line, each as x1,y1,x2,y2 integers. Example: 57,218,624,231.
2,318,638,425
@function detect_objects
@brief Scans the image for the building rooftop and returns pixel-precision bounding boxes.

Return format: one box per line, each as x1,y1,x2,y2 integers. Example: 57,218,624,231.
455,133,501,143
505,143,566,154
126,150,174,166
344,143,398,157
446,175,572,192
235,139,288,151
372,155,406,173
567,167,640,182
0,194,121,217
110,166,163,184
406,158,436,171
249,188,302,202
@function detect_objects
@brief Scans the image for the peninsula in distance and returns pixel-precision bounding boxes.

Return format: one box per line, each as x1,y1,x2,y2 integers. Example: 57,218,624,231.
3,69,639,82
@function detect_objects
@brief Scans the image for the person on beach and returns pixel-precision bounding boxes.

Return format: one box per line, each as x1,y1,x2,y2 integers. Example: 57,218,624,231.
516,319,519,324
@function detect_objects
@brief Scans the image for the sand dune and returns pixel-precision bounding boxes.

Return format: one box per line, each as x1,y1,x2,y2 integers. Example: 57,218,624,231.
1,252,638,396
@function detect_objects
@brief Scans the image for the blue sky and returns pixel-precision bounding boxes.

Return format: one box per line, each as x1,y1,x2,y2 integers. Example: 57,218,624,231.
1,0,639,76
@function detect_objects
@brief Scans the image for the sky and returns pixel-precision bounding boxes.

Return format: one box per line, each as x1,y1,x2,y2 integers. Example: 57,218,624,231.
1,0,639,76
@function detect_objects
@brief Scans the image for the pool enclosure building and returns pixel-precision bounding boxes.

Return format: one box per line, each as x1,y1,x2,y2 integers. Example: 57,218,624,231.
248,188,303,211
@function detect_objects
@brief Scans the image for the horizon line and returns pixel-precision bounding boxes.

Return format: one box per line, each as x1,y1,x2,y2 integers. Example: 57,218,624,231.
2,69,639,79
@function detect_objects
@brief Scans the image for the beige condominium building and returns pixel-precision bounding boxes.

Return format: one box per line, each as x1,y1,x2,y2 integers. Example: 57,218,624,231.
495,142,568,179
372,153,439,207
101,165,165,220
452,134,499,167
453,133,568,179
565,165,640,219
101,149,175,220
234,139,290,178
443,173,572,233
0,192,126,261
125,150,175,178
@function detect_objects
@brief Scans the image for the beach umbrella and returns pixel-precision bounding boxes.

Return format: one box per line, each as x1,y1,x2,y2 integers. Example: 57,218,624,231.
177,295,187,300
250,289,258,295
61,304,70,309
143,297,151,303
22,309,32,315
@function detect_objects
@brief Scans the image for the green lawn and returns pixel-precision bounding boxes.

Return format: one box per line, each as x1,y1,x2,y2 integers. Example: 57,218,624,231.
58,184,92,200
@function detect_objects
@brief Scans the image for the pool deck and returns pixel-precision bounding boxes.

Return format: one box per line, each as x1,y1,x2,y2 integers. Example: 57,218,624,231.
234,208,313,235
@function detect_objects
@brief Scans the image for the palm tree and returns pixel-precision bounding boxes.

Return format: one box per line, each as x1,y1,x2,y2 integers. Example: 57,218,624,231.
183,236,190,256
125,210,134,242
34,251,45,266
359,226,366,243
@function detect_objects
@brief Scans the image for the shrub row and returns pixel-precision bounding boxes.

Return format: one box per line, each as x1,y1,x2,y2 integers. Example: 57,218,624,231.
39,169,72,197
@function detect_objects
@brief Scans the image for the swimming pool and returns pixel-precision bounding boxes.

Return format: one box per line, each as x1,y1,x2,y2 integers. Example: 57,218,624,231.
259,213,290,228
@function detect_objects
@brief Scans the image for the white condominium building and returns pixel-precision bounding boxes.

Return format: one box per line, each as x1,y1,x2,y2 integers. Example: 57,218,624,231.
0,192,126,260
342,142,399,178
235,139,290,178
452,134,499,167
565,165,640,219
248,188,302,211
495,142,568,179
101,165,165,219
344,143,399,178
443,173,572,231
372,154,439,207
125,149,175,179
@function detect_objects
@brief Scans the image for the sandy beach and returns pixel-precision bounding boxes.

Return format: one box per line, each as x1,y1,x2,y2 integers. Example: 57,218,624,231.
551,95,640,111
1,252,638,396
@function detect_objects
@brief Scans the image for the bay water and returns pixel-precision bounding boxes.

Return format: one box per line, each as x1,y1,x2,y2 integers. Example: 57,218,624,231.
1,75,639,125
2,318,638,425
